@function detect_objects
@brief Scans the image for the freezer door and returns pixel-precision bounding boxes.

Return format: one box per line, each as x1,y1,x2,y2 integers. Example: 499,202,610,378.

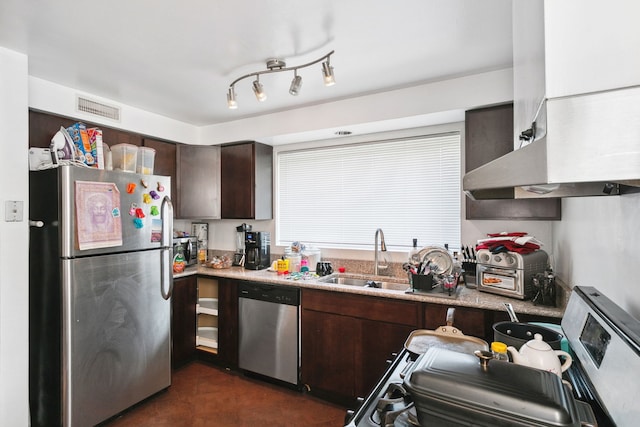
62,250,171,427
55,165,172,257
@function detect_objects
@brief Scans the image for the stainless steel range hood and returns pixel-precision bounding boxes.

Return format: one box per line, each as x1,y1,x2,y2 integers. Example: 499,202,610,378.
463,86,640,200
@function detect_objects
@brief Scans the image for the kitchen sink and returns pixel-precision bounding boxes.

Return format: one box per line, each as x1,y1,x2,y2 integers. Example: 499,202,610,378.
317,274,409,291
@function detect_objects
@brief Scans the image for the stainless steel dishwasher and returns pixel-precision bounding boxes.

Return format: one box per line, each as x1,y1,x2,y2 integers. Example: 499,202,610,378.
238,282,300,385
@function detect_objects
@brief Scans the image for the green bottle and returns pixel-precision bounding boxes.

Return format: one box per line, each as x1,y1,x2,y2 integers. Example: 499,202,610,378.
173,246,185,273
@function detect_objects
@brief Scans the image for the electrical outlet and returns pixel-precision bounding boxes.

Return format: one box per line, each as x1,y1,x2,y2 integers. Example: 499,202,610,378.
5,200,24,222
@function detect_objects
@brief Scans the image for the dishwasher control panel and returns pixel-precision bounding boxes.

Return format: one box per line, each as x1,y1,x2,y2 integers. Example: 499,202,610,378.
238,282,300,306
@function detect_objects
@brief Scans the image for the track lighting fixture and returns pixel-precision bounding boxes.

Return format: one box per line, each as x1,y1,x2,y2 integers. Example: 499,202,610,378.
252,77,266,102
226,87,237,109
226,50,335,109
322,59,335,86
289,71,302,96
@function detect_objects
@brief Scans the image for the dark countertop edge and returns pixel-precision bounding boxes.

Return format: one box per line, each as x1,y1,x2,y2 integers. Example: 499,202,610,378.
175,265,565,319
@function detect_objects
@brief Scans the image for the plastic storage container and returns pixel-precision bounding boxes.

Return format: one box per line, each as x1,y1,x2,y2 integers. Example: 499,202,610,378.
286,254,301,272
136,147,155,174
110,143,138,172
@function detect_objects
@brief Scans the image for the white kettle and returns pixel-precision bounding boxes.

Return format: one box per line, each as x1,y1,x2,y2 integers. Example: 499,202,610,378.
507,333,572,377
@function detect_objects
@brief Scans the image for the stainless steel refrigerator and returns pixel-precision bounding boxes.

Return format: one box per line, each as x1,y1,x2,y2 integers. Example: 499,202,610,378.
29,165,174,427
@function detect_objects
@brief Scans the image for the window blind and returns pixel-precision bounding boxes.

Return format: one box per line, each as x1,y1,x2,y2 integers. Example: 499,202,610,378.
276,132,461,250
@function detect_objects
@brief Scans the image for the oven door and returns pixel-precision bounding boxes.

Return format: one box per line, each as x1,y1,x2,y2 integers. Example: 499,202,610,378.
477,264,525,299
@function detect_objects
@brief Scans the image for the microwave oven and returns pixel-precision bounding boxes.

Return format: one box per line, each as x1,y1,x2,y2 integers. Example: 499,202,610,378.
173,237,198,266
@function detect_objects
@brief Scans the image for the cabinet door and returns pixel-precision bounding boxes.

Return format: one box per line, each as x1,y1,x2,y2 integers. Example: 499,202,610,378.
358,320,414,397
177,145,220,219
143,138,177,213
465,104,561,220
301,309,357,401
301,289,421,405
217,279,239,367
171,276,197,368
424,304,488,342
221,143,254,219
220,142,273,220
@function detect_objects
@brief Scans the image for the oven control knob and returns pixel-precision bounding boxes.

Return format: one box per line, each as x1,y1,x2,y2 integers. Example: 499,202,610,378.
494,255,503,263
479,252,491,263
505,254,516,266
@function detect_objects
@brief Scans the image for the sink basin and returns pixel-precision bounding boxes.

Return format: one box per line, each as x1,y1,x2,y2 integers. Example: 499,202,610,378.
317,274,409,291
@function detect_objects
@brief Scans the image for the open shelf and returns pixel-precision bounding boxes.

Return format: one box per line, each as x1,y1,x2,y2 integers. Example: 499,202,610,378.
196,297,218,316
196,326,218,350
196,278,220,356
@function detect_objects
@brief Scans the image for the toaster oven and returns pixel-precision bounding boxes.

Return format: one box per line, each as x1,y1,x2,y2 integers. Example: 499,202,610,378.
476,249,548,299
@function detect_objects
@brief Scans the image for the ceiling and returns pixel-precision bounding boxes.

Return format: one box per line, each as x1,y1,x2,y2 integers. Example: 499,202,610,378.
0,0,513,128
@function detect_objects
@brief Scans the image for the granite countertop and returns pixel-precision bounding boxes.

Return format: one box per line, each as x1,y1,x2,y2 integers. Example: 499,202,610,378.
176,265,565,319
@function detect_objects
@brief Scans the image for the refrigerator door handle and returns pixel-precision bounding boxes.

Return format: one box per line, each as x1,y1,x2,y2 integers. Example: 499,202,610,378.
160,196,174,300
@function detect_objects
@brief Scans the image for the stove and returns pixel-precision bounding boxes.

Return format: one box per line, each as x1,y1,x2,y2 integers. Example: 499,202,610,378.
560,286,640,426
345,348,418,427
346,286,635,427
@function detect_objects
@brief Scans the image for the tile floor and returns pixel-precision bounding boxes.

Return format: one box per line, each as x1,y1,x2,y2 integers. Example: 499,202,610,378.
101,361,347,427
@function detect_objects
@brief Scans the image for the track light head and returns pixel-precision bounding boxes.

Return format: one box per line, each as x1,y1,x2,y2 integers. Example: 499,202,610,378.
289,72,302,96
322,61,335,86
227,87,238,109
252,79,266,102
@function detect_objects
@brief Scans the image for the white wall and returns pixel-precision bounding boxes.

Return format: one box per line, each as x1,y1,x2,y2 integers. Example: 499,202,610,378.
553,194,640,317
0,47,30,426
29,77,199,145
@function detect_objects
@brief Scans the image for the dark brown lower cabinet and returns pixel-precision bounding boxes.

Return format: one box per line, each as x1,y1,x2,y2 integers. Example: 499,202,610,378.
423,303,489,342
301,289,420,405
216,279,239,368
171,275,197,369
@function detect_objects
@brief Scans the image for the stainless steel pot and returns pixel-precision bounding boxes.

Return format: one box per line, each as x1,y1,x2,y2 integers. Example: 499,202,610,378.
493,303,563,350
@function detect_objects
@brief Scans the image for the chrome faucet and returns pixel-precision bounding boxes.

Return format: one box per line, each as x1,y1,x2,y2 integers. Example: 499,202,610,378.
374,228,388,275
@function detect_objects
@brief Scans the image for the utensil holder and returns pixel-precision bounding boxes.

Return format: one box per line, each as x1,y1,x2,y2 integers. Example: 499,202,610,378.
461,261,477,289
411,273,436,292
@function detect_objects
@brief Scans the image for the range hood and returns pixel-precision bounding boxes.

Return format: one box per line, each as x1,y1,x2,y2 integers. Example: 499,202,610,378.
463,86,640,200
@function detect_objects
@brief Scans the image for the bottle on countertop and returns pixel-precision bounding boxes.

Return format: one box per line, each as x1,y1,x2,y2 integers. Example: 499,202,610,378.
408,238,420,265
173,246,186,273
491,341,509,361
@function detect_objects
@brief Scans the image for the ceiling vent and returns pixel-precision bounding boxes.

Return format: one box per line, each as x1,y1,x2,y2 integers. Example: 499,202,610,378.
76,96,121,121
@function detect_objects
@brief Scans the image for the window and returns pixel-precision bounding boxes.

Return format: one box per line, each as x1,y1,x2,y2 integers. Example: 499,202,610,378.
276,131,461,251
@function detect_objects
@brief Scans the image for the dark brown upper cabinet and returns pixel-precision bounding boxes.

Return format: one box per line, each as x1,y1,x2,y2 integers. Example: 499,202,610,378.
220,141,273,220
177,144,221,219
29,110,142,149
464,103,561,220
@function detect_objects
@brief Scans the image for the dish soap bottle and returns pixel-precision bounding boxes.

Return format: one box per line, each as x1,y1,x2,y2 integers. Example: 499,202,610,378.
173,246,186,273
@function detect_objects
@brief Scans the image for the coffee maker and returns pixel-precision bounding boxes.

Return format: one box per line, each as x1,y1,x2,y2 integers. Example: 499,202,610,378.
244,231,270,270
233,223,251,266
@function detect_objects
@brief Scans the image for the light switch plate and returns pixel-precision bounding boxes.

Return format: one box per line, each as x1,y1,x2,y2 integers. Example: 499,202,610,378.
5,200,24,222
